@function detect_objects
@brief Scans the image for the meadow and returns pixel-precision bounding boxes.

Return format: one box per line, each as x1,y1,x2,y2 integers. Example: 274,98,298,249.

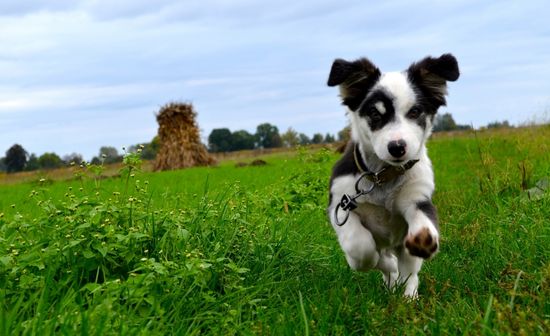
0,126,549,335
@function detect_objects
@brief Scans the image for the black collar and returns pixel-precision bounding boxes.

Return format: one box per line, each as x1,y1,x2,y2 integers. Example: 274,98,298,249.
353,143,419,186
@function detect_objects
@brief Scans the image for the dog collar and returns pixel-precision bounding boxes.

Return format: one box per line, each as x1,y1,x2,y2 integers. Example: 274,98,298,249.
353,143,419,186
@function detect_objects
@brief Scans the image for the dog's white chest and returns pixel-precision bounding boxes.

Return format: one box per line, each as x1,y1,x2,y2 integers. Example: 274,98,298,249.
354,202,408,248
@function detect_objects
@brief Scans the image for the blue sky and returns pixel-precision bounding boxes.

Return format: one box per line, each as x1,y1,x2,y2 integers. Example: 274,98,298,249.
1,0,549,160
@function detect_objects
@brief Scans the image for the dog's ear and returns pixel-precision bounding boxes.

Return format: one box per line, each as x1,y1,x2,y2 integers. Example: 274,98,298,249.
327,58,381,111
408,53,459,109
409,53,459,82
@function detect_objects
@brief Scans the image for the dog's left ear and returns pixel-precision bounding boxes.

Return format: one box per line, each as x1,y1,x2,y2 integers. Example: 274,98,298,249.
408,53,460,109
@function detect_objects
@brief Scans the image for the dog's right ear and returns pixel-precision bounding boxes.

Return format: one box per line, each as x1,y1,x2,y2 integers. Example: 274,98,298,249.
327,58,381,111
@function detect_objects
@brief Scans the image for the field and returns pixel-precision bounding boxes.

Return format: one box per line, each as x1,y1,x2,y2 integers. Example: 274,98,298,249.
1,126,549,335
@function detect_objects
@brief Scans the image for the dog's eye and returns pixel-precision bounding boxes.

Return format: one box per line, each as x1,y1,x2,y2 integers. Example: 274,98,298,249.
369,108,382,122
407,107,422,119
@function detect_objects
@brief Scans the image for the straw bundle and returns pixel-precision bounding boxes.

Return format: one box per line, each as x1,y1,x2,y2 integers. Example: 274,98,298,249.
153,102,216,171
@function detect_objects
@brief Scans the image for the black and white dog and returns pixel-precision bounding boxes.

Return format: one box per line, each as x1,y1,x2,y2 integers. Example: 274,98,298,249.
327,54,459,297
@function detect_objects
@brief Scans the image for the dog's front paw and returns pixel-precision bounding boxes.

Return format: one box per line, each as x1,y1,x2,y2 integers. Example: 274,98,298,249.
405,228,438,259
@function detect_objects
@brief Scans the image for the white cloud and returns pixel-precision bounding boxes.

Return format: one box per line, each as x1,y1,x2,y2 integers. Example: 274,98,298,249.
0,0,549,158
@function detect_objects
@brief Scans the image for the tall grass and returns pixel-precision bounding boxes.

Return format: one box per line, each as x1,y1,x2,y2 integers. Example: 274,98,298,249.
1,126,549,335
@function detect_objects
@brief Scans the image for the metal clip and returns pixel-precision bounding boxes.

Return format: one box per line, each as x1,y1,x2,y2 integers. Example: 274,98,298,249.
355,172,377,194
340,194,358,211
334,175,376,226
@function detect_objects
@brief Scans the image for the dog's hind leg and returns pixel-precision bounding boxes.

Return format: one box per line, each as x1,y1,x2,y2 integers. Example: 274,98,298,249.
396,246,423,297
331,211,380,271
377,250,398,289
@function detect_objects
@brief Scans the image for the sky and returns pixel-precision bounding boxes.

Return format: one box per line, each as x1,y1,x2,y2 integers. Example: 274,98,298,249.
0,0,549,160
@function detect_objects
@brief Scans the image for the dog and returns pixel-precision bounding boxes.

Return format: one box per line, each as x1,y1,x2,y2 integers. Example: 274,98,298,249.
326,54,459,297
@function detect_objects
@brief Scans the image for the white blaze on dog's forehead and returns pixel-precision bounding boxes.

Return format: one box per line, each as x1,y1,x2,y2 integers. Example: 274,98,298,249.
376,72,416,113
374,102,386,114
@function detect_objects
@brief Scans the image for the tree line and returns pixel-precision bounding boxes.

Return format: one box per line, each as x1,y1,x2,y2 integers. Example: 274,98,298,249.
207,122,337,153
0,121,337,173
432,113,472,132
0,143,158,174
0,115,512,173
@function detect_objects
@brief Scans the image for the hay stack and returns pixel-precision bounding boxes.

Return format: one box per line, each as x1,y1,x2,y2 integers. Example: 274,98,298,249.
153,102,216,171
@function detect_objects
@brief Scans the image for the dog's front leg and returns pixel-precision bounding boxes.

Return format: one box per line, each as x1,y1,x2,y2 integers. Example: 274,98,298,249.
397,198,439,259
394,188,439,297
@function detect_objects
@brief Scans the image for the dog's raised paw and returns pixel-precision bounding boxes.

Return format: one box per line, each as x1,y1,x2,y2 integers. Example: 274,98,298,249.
405,228,438,259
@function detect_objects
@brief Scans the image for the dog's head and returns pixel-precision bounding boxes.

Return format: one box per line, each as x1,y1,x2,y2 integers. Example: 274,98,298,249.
328,54,459,165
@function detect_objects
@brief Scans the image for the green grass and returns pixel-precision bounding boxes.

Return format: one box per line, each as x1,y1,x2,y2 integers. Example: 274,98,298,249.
1,126,549,335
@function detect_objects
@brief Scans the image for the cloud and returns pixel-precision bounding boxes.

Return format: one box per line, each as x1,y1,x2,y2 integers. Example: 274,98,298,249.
0,0,77,16
0,0,549,159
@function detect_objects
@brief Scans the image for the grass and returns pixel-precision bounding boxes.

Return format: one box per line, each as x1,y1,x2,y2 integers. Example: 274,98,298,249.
0,126,549,335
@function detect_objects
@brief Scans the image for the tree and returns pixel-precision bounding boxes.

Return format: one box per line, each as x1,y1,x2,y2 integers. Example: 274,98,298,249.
99,146,122,164
129,137,159,160
38,152,63,169
324,133,336,143
433,113,457,132
338,126,351,142
487,120,512,129
311,133,324,144
298,133,311,145
0,157,6,172
25,154,40,171
255,123,282,149
433,113,472,132
90,156,101,165
5,144,27,173
281,127,299,148
208,128,233,152
231,130,255,151
63,153,84,165
144,136,160,160
456,124,473,131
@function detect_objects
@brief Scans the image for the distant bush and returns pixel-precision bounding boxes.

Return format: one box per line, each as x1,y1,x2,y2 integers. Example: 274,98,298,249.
433,113,472,132
25,154,40,171
298,133,311,145
311,133,324,144
231,130,255,151
129,138,159,161
456,124,473,131
487,120,513,129
99,146,123,164
338,126,351,142
38,152,64,170
324,133,336,143
62,153,84,165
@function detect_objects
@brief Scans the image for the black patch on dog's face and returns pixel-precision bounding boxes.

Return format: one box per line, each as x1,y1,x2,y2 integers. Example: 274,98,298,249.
358,90,395,131
405,105,435,130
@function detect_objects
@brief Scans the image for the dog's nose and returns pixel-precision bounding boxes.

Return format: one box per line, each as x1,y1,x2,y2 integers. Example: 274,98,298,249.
387,140,407,158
